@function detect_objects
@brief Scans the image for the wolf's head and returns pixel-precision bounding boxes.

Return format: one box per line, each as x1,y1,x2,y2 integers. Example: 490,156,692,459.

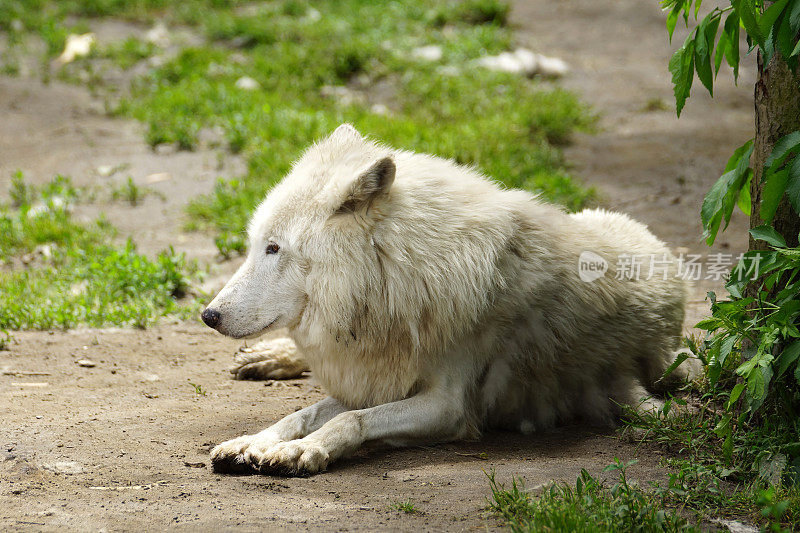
201,124,395,339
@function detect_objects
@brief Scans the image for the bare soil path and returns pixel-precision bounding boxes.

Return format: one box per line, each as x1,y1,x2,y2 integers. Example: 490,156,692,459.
1,2,758,530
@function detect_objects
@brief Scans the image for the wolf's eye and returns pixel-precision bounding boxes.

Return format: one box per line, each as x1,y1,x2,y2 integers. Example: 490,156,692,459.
266,242,280,255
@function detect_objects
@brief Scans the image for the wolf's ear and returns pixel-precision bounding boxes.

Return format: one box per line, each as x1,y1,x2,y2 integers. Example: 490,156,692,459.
330,123,363,143
337,156,396,214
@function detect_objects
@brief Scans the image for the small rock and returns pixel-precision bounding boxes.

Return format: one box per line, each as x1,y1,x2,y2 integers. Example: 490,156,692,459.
370,103,390,116
535,54,569,77
70,281,89,296
305,8,321,21
145,172,171,184
476,48,569,77
145,22,170,47
35,244,53,260
411,45,443,62
235,76,260,91
437,65,461,76
96,165,115,177
43,461,83,475
712,519,758,533
57,33,96,64
77,359,96,368
154,143,178,155
319,85,363,106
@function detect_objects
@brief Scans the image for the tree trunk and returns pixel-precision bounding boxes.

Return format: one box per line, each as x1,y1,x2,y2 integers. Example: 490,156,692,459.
749,52,800,251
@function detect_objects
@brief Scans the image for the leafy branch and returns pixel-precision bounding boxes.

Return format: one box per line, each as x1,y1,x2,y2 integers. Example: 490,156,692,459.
663,0,800,116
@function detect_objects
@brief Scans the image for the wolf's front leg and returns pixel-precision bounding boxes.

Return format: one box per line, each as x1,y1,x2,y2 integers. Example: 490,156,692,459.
210,396,348,473
250,390,467,476
229,337,310,380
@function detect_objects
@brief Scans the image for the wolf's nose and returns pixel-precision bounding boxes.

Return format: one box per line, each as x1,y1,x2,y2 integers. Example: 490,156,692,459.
201,308,221,329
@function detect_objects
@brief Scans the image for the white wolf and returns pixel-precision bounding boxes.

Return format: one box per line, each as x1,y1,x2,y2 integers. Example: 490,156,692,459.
203,124,688,476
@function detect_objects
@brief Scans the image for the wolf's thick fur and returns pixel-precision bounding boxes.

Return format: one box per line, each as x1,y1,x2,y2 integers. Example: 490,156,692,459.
205,124,688,475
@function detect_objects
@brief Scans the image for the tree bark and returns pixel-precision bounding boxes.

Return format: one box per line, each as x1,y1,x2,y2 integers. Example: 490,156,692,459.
749,52,800,251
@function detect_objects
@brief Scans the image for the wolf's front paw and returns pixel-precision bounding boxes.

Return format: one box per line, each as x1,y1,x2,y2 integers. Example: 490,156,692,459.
249,439,330,476
210,432,282,474
230,337,310,380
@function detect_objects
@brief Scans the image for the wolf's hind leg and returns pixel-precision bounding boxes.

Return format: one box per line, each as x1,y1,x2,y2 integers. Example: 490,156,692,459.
229,337,310,380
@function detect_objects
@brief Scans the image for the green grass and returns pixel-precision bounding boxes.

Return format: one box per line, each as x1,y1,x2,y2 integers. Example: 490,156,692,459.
488,461,698,533
110,176,162,206
98,36,158,70
622,394,800,529
187,380,207,396
390,500,419,514
1,0,596,257
0,175,199,329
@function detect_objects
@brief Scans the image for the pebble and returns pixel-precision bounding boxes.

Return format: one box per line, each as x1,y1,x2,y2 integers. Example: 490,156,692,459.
411,45,443,62
476,48,569,77
77,359,96,368
712,519,758,533
235,76,260,91
57,33,95,64
96,165,115,177
43,461,84,475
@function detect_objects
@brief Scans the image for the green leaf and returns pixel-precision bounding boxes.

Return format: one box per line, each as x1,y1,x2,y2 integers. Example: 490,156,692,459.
714,413,732,437
760,168,790,223
702,170,734,244
775,7,796,64
791,38,800,58
727,382,746,408
714,413,734,462
719,335,737,366
791,0,800,34
726,139,755,173
758,0,791,44
695,317,723,330
739,0,764,48
667,2,683,42
694,0,703,19
750,224,788,247
785,341,800,377
714,25,729,75
787,154,800,213
747,362,766,400
670,37,695,117
723,12,741,80
737,174,752,215
662,351,689,380
766,131,800,169
764,16,777,64
695,15,720,95
723,167,751,230
702,140,753,244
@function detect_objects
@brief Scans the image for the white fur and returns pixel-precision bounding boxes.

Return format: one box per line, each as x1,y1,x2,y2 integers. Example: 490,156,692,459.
207,124,688,475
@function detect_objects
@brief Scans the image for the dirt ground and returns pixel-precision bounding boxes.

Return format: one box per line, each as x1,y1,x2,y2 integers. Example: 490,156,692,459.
1,1,756,530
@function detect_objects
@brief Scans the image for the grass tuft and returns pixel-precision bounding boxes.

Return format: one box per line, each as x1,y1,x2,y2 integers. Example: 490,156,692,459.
0,175,199,329
488,460,698,533
391,500,419,514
